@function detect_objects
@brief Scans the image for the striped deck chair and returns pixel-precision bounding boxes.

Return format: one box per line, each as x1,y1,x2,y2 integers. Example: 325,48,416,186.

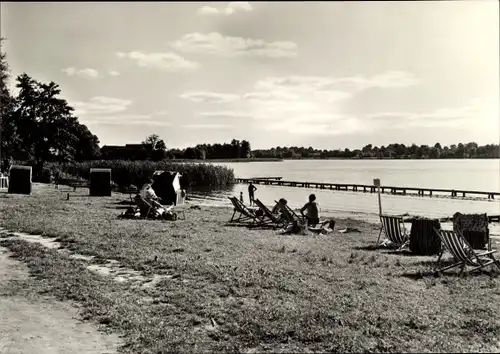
274,201,305,224
254,199,284,227
433,229,500,275
376,214,410,250
228,196,261,224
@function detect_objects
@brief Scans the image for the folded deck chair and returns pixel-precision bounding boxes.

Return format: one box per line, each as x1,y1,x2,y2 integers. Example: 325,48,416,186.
433,228,500,275
228,196,261,224
376,214,410,250
254,199,285,227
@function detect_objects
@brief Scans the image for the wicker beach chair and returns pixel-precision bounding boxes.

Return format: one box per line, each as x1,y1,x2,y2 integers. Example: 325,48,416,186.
228,196,261,224
376,214,410,250
433,229,500,275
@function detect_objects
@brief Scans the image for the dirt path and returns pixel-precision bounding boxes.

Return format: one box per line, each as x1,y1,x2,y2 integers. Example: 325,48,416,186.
0,245,120,354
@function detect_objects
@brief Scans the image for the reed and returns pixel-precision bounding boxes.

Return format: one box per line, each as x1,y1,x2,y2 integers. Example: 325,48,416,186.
46,160,235,189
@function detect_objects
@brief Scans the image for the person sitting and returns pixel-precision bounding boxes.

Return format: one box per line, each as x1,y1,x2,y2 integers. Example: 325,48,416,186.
139,180,167,218
271,198,287,214
300,193,321,226
271,198,290,223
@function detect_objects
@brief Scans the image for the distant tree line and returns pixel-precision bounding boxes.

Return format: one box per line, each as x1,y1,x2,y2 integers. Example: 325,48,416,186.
100,137,252,161
168,139,251,160
253,143,500,159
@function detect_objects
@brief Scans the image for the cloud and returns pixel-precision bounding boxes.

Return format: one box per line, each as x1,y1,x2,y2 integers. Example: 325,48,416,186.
197,2,253,16
255,71,419,92
181,124,234,130
263,117,365,136
116,51,199,71
365,97,497,129
61,67,100,79
109,70,120,76
72,96,133,115
179,92,240,103
199,111,254,119
81,110,171,127
170,32,297,58
190,70,419,136
243,91,300,101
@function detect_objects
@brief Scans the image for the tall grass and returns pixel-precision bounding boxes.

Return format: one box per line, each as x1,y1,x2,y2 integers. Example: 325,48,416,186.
48,160,235,188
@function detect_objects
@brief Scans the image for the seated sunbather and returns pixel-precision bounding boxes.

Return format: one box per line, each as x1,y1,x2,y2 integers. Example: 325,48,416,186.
272,198,288,214
271,198,291,223
300,194,320,226
139,180,168,218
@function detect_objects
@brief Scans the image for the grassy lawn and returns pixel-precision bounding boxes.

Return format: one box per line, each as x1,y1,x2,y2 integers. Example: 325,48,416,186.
1,183,499,353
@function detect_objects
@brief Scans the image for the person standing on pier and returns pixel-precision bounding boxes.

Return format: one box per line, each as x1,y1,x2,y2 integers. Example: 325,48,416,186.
300,193,320,226
248,182,257,206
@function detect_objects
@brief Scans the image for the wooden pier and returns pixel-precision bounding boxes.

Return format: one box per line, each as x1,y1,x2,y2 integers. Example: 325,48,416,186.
235,177,500,200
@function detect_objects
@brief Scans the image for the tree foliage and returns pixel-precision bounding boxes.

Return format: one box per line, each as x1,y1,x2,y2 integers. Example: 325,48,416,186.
0,38,16,164
1,44,101,176
11,73,101,169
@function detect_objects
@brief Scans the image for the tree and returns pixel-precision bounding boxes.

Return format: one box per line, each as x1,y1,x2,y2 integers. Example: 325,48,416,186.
0,38,16,165
183,147,197,159
230,139,241,158
13,73,81,174
72,123,101,161
142,134,166,160
142,134,166,150
240,140,251,158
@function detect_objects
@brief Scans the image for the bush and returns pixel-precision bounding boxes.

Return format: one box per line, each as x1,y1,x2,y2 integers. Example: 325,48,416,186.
46,160,235,189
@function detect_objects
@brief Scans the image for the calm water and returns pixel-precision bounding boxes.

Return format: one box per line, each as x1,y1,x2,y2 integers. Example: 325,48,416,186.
190,159,500,236
220,159,500,192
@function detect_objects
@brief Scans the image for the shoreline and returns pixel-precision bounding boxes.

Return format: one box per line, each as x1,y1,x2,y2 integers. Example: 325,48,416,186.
188,199,500,239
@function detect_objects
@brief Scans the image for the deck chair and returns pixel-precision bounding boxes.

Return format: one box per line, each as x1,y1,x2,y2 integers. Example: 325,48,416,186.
228,196,261,224
274,200,305,224
254,199,285,227
134,195,153,219
376,214,410,250
433,228,500,275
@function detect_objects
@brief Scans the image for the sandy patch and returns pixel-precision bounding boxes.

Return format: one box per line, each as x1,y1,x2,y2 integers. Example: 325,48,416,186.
0,245,121,354
0,228,171,288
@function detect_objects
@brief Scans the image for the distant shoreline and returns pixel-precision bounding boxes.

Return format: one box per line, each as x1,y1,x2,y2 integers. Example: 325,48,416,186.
184,156,500,163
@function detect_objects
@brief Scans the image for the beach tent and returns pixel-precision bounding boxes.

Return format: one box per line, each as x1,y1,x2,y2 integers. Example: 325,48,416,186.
152,170,185,206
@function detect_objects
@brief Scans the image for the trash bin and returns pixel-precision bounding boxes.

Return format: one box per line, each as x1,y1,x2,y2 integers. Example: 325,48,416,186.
409,217,442,255
8,165,32,195
89,168,112,196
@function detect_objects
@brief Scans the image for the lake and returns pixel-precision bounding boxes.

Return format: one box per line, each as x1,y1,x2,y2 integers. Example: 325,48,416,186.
189,159,500,236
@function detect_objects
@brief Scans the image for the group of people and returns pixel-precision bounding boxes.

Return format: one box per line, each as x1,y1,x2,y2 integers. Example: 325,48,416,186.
240,182,327,228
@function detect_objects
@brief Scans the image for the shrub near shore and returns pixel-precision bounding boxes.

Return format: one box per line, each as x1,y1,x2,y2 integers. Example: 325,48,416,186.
48,160,235,188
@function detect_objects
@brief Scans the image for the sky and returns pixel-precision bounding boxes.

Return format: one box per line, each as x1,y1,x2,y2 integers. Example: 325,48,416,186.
1,1,499,150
